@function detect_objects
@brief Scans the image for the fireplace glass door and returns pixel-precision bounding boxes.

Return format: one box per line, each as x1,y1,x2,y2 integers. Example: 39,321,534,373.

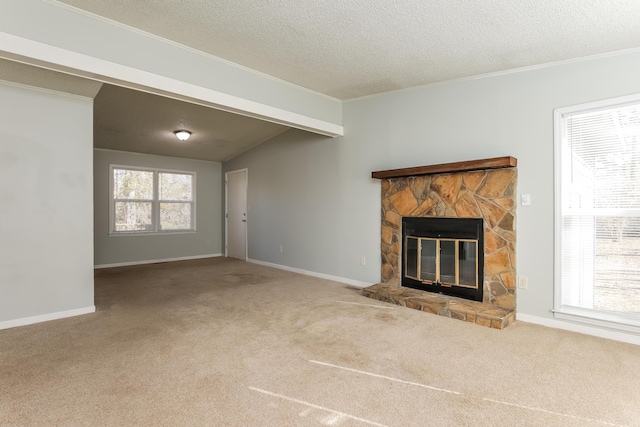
405,237,478,288
402,217,484,302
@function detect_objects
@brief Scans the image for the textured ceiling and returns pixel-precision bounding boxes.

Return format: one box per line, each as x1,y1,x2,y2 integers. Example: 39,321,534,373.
54,0,640,99
93,84,288,162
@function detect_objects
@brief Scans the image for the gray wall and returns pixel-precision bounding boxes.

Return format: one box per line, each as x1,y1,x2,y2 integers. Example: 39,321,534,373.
224,50,640,320
0,82,94,324
94,149,222,266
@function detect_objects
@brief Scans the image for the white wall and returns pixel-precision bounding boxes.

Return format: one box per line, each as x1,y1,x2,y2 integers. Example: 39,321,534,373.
94,149,223,267
0,82,94,326
223,51,640,324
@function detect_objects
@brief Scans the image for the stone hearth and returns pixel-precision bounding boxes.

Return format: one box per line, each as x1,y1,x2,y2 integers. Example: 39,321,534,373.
363,283,515,329
364,157,517,329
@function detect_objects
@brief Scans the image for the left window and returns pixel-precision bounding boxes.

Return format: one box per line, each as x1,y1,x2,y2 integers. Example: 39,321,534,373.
110,165,195,234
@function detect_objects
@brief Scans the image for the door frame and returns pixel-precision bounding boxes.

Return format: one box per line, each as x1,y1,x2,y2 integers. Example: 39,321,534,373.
225,168,248,260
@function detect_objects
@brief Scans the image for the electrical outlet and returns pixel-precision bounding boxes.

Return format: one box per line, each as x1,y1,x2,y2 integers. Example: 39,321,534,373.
279,245,283,253
360,256,366,266
518,276,528,290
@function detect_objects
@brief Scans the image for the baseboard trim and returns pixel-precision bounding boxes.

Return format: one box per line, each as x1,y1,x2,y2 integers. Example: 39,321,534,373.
247,258,373,289
94,253,223,269
516,313,640,346
0,306,96,330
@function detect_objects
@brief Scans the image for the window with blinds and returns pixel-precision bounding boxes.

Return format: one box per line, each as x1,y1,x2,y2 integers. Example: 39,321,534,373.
555,95,640,331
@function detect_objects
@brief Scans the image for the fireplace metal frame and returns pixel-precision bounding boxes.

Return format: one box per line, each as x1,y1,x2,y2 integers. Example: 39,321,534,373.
402,217,484,302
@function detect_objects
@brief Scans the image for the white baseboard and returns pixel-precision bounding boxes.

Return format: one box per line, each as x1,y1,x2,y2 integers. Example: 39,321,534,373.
94,253,223,269
516,313,640,346
0,306,96,330
247,258,373,288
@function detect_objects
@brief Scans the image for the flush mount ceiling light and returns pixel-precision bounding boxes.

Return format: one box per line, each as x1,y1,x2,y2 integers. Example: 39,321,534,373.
174,130,191,141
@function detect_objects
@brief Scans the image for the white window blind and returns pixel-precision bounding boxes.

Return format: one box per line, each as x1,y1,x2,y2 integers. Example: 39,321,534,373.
556,96,640,330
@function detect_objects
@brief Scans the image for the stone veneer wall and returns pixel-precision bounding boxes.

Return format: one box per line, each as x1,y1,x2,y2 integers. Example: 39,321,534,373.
380,168,517,310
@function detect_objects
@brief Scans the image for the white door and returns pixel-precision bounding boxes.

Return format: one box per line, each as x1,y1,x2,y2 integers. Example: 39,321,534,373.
226,169,247,260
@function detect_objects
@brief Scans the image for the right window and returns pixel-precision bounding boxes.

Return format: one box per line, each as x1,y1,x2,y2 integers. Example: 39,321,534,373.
555,94,640,332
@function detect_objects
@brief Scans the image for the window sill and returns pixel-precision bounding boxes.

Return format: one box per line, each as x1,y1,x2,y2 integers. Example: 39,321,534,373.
109,230,197,237
553,307,640,335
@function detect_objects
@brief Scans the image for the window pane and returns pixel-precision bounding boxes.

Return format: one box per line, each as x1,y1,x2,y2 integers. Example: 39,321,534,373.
562,216,595,308
115,202,152,231
566,105,640,210
419,239,437,282
160,202,192,230
113,169,153,200
594,217,640,315
159,173,193,201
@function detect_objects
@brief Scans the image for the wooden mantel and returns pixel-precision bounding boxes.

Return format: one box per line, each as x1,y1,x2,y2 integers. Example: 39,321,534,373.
371,156,517,180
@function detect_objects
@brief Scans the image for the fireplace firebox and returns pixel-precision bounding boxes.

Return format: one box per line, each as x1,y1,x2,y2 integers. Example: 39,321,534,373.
402,217,484,302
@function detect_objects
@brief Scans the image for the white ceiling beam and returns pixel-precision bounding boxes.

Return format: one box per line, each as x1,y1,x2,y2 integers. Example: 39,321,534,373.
0,32,343,138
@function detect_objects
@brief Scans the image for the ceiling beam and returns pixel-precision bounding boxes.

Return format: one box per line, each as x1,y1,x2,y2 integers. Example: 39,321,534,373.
0,31,343,138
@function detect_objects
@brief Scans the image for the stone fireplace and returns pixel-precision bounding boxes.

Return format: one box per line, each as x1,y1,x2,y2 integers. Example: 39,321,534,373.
363,157,517,329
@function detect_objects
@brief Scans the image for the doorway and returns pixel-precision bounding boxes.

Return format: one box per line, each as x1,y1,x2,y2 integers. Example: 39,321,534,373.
225,169,248,260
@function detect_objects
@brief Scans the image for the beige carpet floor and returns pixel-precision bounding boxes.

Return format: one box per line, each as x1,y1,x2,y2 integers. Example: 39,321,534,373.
1,257,640,426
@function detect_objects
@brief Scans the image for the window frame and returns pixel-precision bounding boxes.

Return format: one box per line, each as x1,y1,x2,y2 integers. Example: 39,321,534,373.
109,164,196,236
554,93,640,333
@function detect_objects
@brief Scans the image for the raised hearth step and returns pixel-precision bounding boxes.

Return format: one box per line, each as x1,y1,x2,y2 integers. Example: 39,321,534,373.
362,283,515,329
